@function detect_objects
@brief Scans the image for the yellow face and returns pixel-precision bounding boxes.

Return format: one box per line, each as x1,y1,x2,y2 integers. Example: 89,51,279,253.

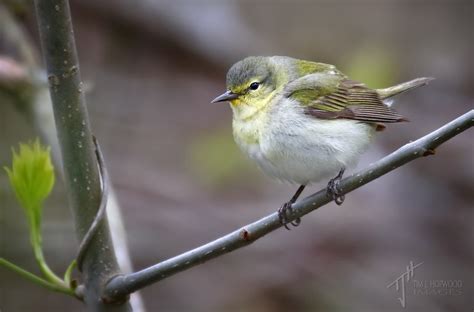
212,56,281,119
229,80,275,107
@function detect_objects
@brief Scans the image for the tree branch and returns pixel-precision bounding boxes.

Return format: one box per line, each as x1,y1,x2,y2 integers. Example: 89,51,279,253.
103,110,473,302
32,1,130,310
0,5,145,310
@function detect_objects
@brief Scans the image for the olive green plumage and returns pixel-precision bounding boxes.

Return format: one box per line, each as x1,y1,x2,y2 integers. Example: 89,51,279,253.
223,56,432,124
212,56,433,185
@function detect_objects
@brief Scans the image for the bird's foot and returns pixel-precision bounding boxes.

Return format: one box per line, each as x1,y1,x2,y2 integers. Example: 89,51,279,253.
278,201,301,230
278,185,305,230
326,167,345,205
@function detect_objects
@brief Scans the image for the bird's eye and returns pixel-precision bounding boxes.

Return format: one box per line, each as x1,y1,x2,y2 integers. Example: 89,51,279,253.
249,82,260,90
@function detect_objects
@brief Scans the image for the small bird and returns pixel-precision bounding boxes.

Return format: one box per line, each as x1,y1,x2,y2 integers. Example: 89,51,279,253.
212,56,432,229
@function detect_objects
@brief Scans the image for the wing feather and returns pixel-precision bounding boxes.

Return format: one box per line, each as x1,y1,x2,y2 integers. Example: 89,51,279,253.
288,77,407,123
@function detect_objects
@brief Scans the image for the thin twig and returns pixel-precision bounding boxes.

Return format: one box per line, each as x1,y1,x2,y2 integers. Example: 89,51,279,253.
76,136,108,272
0,258,76,297
103,110,473,302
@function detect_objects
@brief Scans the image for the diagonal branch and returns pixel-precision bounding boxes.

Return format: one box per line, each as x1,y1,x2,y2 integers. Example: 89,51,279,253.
103,109,473,302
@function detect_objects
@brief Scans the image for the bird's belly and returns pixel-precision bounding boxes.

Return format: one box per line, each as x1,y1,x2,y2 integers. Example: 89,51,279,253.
257,118,376,185
232,101,376,185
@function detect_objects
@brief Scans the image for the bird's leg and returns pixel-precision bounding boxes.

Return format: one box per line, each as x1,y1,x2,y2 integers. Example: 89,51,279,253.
278,185,305,230
326,167,345,205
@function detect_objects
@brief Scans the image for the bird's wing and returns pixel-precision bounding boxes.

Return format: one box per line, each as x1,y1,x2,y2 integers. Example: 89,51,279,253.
285,73,407,123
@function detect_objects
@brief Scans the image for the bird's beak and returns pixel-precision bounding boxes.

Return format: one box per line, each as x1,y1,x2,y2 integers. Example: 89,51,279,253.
211,90,239,103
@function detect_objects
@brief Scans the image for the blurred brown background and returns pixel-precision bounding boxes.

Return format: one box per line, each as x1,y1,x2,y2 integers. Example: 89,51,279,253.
1,0,473,311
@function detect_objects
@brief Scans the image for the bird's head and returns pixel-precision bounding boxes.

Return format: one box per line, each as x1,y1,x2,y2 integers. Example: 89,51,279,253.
212,56,285,119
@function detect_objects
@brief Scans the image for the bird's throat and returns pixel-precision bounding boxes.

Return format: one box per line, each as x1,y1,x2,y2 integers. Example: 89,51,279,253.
230,92,276,122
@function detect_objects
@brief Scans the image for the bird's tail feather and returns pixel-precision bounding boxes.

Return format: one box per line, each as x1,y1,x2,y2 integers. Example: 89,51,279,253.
377,77,434,101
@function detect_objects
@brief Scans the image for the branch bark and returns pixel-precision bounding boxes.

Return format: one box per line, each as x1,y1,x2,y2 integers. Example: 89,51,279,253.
0,4,144,310
32,1,130,310
104,109,473,302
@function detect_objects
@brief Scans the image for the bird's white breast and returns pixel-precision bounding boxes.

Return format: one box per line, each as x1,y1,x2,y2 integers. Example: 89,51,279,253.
233,97,376,185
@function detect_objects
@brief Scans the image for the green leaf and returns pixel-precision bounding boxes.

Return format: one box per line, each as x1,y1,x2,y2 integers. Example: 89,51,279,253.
4,139,55,215
3,139,68,287
4,139,54,254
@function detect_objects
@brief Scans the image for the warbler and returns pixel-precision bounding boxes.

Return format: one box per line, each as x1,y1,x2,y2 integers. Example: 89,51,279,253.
212,56,432,229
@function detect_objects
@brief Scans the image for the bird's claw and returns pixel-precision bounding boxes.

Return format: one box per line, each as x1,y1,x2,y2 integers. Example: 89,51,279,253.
327,167,345,205
278,202,301,230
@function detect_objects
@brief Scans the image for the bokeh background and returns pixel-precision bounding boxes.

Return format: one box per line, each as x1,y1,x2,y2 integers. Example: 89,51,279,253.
1,0,472,311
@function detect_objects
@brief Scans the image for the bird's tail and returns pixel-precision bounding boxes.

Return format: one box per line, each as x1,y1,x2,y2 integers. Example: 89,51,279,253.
377,77,434,102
